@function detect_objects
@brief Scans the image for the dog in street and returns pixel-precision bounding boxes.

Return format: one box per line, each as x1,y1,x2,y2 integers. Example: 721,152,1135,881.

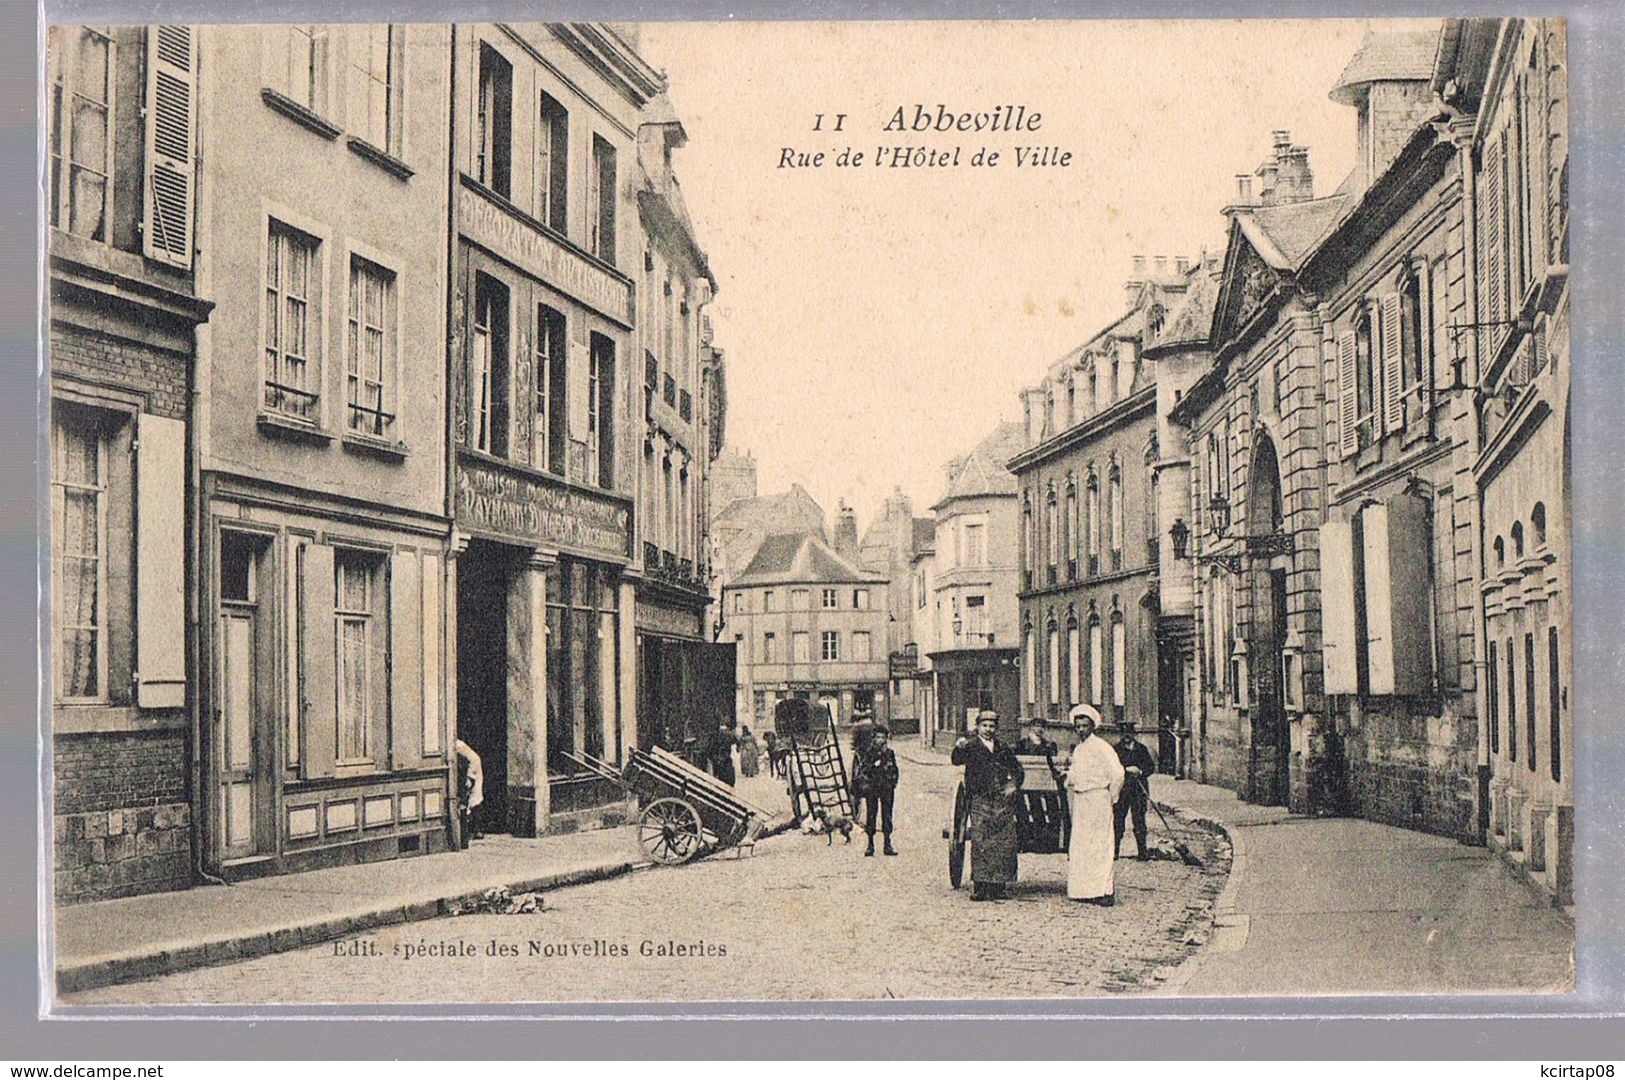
808,807,855,845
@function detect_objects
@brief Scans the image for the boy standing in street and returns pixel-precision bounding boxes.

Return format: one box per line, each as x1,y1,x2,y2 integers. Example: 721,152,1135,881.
852,724,900,856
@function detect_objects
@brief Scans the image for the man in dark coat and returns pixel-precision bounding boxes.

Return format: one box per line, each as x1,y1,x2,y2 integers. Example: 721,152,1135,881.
709,718,740,786
1113,722,1157,859
951,710,1025,900
852,724,900,856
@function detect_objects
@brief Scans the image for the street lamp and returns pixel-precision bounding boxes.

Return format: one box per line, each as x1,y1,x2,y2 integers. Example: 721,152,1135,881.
1169,518,1191,560
1208,493,1232,536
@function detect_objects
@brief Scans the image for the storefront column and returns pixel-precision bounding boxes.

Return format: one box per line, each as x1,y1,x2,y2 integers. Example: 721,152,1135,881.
619,580,638,762
507,551,553,834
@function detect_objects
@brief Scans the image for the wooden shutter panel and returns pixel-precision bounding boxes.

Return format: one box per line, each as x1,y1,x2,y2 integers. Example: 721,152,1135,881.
1337,330,1358,458
1483,136,1504,327
143,26,196,268
1320,519,1358,695
1384,493,1436,694
303,543,337,778
1381,292,1404,434
135,414,186,708
1361,504,1396,695
390,550,423,769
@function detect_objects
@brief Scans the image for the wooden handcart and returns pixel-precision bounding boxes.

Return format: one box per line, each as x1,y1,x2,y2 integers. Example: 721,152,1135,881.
621,745,774,864
947,751,1070,889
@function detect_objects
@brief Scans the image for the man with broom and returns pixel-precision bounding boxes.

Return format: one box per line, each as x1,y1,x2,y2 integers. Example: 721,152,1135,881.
1112,722,1158,861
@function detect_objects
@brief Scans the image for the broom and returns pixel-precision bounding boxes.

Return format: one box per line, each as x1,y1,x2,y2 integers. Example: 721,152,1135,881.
1135,774,1204,867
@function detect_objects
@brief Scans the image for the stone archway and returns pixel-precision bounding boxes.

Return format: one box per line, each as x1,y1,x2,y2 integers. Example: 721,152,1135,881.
1245,432,1291,807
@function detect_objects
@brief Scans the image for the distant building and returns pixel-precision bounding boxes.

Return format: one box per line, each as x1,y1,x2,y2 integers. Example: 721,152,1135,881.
708,479,828,609
856,487,934,731
923,422,1027,747
1011,256,1197,753
721,532,890,729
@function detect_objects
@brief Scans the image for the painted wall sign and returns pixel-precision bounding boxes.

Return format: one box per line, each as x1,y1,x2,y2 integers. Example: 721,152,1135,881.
456,458,630,560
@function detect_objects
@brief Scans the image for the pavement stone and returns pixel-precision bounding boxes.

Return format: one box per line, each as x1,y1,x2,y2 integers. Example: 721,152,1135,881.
61,743,1231,1005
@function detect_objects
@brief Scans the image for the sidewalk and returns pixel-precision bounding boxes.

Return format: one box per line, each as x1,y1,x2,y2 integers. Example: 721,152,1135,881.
1152,778,1575,996
54,773,793,996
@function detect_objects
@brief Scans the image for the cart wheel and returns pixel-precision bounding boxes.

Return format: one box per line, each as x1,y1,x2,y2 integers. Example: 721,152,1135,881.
948,781,969,889
639,797,703,865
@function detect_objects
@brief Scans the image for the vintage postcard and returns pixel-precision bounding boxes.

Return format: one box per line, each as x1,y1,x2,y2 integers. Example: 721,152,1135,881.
43,17,1574,1007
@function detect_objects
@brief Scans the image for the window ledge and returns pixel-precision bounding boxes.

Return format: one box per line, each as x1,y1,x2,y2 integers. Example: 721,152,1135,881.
258,412,334,445
346,136,414,180
261,88,342,140
342,432,410,461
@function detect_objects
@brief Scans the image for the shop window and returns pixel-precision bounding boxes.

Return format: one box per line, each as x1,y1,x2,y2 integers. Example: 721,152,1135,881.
589,134,617,264
476,43,512,197
536,91,569,232
345,255,397,438
345,24,401,154
545,560,619,764
536,304,567,475
47,26,112,242
264,220,322,423
334,549,385,765
469,273,510,455
820,630,840,662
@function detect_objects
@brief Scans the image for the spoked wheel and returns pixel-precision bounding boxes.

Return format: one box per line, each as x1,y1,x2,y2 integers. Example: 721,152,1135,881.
639,797,704,865
948,781,969,889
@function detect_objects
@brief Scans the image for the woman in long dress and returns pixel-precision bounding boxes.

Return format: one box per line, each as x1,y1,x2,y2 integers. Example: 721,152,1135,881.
738,724,761,778
1064,704,1125,904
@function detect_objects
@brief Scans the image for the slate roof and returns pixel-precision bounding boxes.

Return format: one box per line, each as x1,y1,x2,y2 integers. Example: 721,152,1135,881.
714,484,827,539
1240,194,1353,271
912,517,937,553
939,421,1025,502
1148,259,1222,351
733,531,886,586
1329,28,1441,104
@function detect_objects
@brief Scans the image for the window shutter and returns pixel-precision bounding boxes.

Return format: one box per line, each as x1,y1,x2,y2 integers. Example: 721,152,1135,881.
143,26,196,268
1384,493,1435,694
1381,292,1404,433
1337,330,1358,458
1360,505,1395,695
1483,136,1504,327
135,414,186,708
1320,519,1357,695
303,542,337,778
390,550,422,768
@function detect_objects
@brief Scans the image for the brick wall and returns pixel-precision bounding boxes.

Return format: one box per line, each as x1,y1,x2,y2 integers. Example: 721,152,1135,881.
51,323,189,421
54,730,193,902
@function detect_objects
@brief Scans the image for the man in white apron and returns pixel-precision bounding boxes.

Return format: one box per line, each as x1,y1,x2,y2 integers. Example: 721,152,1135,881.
1064,704,1125,905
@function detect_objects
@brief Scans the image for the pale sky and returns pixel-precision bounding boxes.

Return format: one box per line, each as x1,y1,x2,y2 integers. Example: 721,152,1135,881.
636,19,1439,530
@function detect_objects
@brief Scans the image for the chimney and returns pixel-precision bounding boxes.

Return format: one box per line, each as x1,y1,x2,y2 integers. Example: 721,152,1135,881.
1276,145,1315,204
834,501,859,556
1125,255,1148,305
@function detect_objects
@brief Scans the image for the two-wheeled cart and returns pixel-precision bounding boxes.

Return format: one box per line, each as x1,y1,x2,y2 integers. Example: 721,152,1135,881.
620,745,773,864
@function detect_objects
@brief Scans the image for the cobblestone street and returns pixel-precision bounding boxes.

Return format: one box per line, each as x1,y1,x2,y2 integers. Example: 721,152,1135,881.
66,749,1230,1004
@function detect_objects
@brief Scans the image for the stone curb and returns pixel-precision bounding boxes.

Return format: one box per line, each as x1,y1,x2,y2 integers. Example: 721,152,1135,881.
1152,804,1248,997
57,815,801,997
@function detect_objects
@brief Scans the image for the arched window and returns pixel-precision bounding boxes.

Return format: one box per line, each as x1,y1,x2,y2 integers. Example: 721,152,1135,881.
1494,536,1506,569
1064,478,1078,580
1086,467,1100,573
1021,496,1035,588
1355,306,1377,446
1022,620,1035,706
1532,503,1547,548
1088,612,1104,706
1045,486,1059,582
1066,378,1076,427
1066,612,1081,706
1512,521,1525,559
1087,359,1098,413
1047,616,1061,713
1108,461,1124,567
1111,609,1127,709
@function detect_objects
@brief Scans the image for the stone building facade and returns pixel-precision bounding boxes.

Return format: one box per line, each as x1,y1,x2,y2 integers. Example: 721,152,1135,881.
1011,260,1193,749
1442,18,1572,903
194,24,457,875
923,422,1025,748
48,25,213,901
722,532,891,730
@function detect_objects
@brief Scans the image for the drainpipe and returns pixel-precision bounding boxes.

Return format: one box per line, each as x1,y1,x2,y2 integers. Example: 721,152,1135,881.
443,24,462,848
